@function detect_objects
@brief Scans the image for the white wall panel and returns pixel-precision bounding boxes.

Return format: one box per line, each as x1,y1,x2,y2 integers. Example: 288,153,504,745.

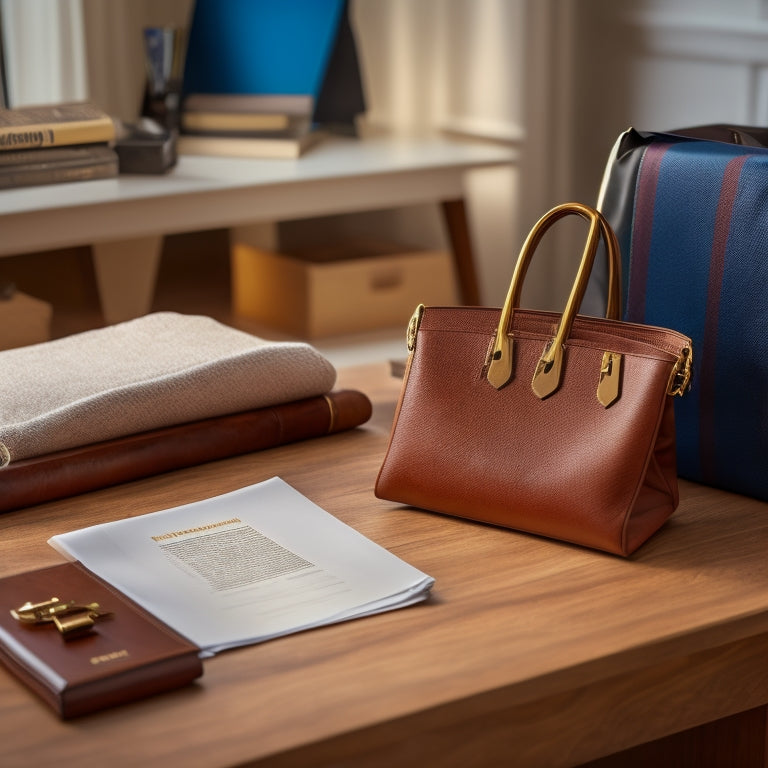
756,66,768,124
564,0,768,215
627,56,752,128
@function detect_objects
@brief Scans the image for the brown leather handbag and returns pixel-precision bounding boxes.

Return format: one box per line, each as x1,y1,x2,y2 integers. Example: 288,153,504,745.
375,202,693,556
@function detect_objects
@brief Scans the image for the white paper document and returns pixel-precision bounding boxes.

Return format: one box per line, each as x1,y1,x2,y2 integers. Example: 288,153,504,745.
48,477,434,656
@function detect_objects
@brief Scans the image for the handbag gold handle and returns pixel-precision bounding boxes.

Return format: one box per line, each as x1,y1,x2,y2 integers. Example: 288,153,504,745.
487,202,621,396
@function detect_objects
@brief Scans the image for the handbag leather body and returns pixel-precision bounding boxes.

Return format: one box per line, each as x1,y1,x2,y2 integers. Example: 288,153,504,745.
375,203,693,556
597,125,768,501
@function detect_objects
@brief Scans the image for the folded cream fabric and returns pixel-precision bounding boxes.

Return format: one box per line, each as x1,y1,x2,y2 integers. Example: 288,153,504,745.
0,312,337,466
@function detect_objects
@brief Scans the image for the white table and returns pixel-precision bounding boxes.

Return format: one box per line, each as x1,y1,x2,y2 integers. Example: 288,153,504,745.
0,135,517,324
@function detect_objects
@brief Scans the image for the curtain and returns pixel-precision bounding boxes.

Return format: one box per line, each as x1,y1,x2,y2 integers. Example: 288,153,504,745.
351,0,524,305
0,0,88,107
352,0,525,142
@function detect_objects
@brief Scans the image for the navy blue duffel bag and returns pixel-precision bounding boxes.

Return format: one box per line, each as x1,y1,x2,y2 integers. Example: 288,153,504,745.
597,125,768,501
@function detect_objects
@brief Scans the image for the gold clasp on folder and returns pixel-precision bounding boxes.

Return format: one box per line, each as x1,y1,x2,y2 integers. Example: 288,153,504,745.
11,597,110,640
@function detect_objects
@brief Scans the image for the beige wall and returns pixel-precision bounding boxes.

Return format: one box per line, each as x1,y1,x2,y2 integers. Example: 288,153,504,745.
5,0,766,309
564,0,768,211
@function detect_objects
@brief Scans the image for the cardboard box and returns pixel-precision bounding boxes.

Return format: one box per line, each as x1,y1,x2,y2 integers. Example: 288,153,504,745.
231,240,457,337
0,290,52,350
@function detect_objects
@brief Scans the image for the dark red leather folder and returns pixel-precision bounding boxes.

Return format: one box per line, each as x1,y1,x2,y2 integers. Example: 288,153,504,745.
0,562,203,718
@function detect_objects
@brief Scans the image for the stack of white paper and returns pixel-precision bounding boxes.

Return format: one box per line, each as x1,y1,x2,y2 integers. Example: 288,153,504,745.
49,477,434,656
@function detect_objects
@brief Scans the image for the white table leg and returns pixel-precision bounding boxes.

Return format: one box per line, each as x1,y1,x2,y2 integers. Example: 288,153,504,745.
91,235,163,325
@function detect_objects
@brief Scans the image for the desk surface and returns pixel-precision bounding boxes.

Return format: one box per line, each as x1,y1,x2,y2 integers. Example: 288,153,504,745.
1,363,767,768
0,134,517,255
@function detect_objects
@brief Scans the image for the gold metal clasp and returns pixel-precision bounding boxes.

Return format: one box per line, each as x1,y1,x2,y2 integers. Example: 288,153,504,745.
11,597,110,640
406,304,425,353
487,332,514,390
597,351,623,407
667,346,693,397
531,339,564,400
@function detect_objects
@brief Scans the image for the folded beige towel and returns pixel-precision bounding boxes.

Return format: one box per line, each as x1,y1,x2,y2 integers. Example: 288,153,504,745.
0,312,336,466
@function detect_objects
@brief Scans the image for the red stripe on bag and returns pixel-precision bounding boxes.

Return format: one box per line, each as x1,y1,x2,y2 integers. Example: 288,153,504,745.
627,142,672,322
699,154,750,481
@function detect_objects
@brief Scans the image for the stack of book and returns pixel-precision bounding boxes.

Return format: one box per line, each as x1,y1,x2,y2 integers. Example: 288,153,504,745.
0,102,118,190
177,93,322,159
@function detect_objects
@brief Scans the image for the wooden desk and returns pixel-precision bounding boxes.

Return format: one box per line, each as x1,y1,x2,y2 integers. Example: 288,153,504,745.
1,363,767,767
0,135,516,323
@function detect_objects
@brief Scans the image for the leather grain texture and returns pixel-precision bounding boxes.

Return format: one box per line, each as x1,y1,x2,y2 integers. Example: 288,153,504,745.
376,307,687,556
0,562,203,718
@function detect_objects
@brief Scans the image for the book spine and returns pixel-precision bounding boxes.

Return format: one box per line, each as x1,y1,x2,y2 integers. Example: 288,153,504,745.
0,158,118,189
0,144,111,167
176,134,312,160
183,93,314,115
0,390,371,513
0,118,115,151
181,111,292,133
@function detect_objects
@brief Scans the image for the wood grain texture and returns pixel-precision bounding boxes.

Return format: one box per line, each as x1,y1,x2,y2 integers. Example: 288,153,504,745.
0,362,767,767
